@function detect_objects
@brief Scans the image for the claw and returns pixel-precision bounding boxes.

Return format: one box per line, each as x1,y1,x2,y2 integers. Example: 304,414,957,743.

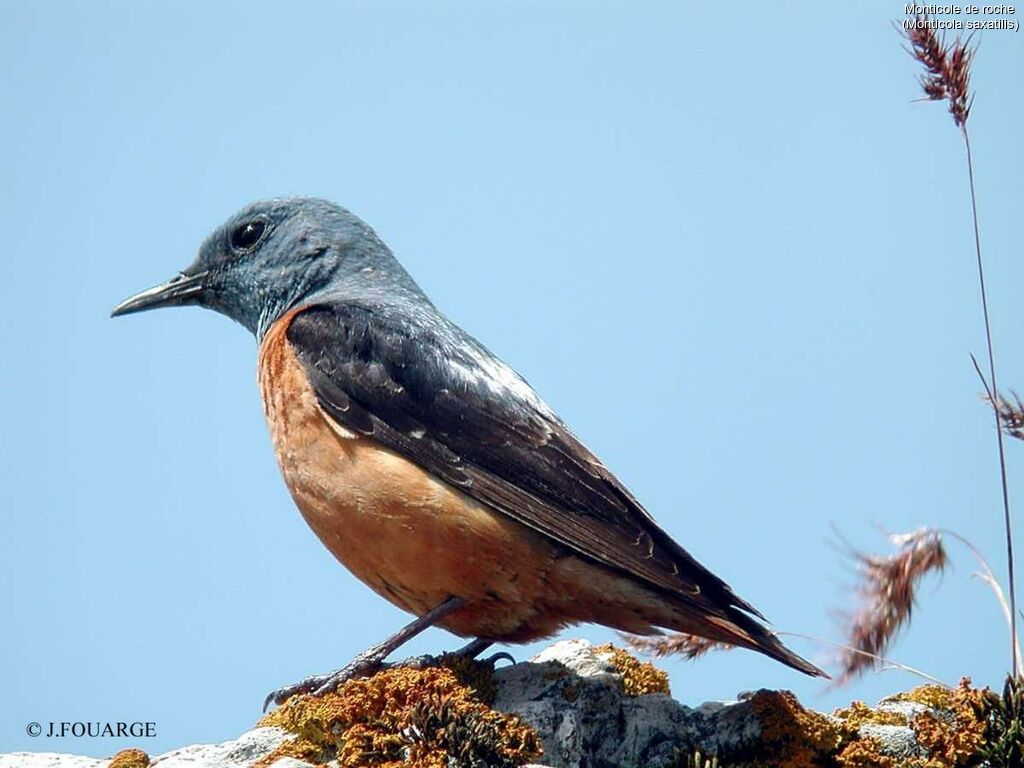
484,651,516,667
262,692,275,714
262,671,333,712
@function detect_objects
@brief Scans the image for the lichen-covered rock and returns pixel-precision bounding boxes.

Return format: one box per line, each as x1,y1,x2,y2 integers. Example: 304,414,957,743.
256,662,541,767
495,640,852,765
0,640,1001,768
493,638,689,766
493,640,996,768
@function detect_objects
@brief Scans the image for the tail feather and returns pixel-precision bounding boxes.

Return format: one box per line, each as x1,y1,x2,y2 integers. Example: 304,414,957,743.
746,629,829,678
656,605,829,679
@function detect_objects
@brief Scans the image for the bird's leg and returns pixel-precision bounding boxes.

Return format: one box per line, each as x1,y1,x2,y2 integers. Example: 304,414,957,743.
263,595,465,711
452,637,493,658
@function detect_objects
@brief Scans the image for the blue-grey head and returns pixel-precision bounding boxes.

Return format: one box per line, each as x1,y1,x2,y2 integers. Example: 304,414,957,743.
111,198,423,339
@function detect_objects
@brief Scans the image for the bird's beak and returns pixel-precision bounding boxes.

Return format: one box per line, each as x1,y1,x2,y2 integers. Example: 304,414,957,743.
110,271,209,318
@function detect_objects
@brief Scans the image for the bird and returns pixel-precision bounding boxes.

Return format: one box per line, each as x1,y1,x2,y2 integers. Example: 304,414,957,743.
111,197,826,707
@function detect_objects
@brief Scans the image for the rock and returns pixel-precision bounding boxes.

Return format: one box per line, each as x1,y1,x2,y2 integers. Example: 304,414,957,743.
495,639,840,765
856,723,925,759
0,756,106,768
0,640,995,768
142,727,298,767
492,639,687,766
0,728,297,768
494,640,993,767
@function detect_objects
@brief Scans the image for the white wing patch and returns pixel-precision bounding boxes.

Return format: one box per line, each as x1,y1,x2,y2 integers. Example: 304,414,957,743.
451,347,556,420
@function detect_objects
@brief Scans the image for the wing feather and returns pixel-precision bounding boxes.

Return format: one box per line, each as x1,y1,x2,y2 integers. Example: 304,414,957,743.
285,301,763,621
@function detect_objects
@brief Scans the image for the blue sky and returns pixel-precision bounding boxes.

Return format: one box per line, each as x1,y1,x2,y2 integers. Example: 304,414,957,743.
2,0,1022,758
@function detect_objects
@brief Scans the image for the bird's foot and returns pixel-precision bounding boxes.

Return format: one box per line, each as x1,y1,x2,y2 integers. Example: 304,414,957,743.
482,650,516,666
262,635,507,712
398,639,512,672
262,649,387,711
396,647,516,684
263,597,475,711
262,647,512,712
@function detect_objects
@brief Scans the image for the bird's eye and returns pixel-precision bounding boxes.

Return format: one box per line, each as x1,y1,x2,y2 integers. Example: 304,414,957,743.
230,220,267,252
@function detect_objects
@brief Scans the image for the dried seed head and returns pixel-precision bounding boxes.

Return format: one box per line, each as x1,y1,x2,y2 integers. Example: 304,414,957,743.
837,527,949,683
985,391,1024,441
900,15,975,127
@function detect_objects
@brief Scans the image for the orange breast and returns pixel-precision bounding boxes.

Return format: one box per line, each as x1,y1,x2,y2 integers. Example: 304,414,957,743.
256,312,571,641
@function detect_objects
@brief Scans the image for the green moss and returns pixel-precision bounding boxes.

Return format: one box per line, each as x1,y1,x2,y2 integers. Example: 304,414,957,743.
435,653,498,706
979,674,1024,768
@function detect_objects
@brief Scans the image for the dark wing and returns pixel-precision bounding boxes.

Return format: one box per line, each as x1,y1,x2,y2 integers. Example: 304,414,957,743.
285,300,763,621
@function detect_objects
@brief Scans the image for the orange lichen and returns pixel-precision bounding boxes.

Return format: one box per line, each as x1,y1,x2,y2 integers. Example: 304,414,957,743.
749,689,851,767
594,643,671,696
834,737,902,768
108,748,150,768
889,683,955,710
256,665,540,768
832,678,990,768
677,683,988,768
833,700,907,729
831,698,932,768
909,679,988,767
